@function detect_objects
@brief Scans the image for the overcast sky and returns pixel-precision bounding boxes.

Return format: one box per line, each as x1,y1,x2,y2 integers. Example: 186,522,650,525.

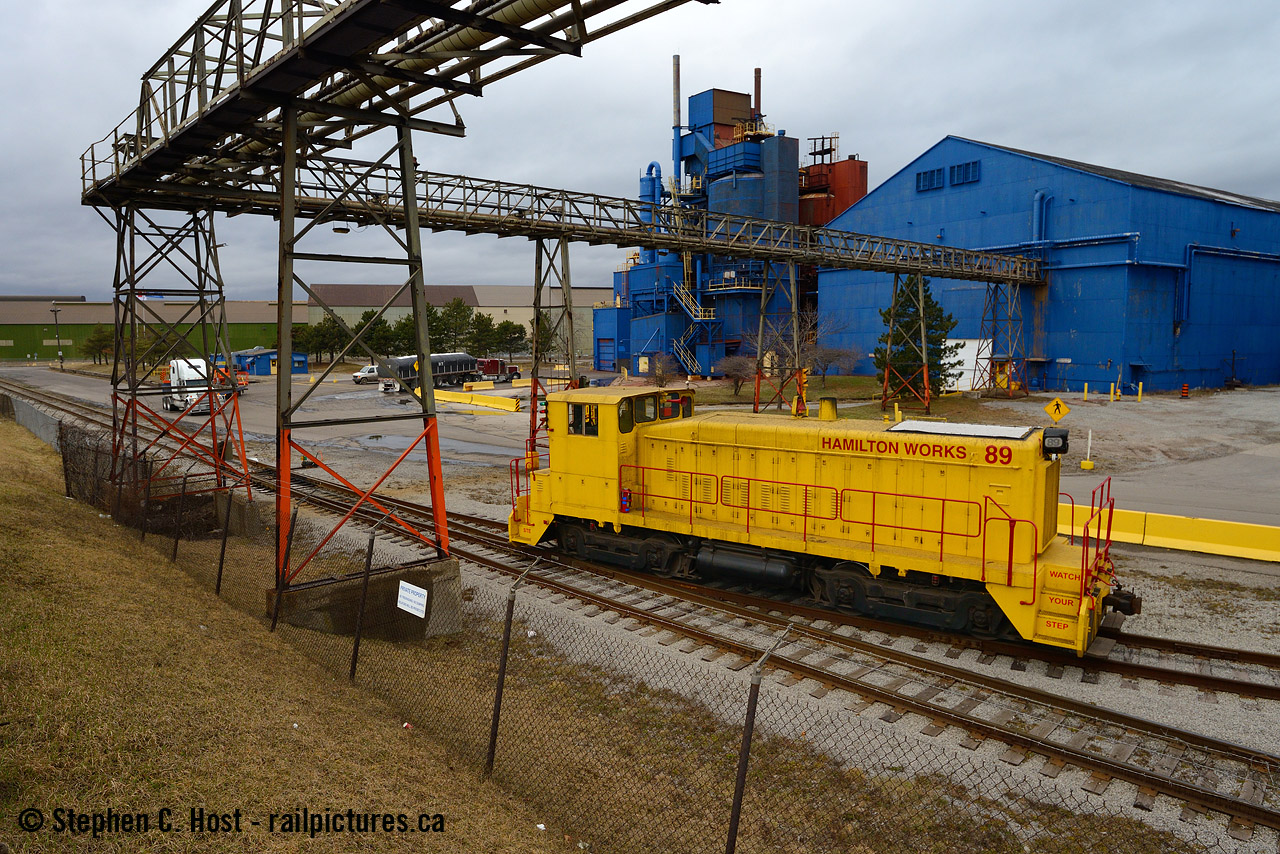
3,0,1279,303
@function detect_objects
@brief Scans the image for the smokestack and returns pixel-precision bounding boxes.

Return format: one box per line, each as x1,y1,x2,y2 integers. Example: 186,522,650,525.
753,67,761,119
673,55,681,129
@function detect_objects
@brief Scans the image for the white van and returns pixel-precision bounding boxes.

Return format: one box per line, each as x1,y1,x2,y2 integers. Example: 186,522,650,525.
162,359,212,414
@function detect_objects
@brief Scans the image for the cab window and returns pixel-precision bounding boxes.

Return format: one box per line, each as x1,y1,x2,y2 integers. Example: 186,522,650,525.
635,395,657,424
568,403,599,436
618,399,634,434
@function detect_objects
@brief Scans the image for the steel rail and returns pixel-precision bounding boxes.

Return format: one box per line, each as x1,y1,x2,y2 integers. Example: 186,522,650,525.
275,482,1280,832
4,375,1273,698
3,377,1276,832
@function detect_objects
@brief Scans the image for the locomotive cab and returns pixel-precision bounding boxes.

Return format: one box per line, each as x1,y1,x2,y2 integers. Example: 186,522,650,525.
509,387,693,551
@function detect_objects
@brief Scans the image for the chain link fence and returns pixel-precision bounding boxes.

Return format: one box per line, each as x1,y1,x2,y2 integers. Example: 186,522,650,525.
45,417,1270,854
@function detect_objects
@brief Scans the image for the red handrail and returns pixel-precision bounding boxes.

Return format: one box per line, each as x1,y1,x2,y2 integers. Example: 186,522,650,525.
1058,492,1076,545
981,495,1039,605
838,488,982,557
621,463,721,527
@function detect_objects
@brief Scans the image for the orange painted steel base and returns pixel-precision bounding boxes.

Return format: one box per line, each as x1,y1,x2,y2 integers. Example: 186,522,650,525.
276,419,449,584
111,390,253,502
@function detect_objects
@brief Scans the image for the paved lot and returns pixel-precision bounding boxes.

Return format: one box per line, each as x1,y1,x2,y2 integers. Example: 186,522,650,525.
4,365,1278,526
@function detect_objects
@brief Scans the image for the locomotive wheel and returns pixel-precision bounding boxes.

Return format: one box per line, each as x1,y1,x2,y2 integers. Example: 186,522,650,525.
965,600,1010,639
638,536,680,574
559,524,586,557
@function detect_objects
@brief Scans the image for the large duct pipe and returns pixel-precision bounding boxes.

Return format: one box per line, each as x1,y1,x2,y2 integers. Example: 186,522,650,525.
753,67,761,118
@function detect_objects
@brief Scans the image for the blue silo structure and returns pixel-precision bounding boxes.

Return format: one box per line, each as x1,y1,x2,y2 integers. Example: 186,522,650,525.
593,66,867,376
821,137,1280,391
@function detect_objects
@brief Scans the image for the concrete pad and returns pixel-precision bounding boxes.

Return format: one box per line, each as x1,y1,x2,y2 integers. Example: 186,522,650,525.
267,558,462,640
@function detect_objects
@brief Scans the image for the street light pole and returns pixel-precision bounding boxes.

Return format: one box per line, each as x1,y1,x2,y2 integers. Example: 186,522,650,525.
50,305,63,371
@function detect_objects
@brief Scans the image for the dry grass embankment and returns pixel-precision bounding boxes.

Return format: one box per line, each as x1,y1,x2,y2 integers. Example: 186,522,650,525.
0,419,570,854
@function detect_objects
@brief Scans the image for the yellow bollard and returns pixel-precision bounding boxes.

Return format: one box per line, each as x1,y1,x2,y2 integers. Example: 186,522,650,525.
1109,382,1116,401
1138,381,1143,402
1083,382,1087,401
893,402,903,423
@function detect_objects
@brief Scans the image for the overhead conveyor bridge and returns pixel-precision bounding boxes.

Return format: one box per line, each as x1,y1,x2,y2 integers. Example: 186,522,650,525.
79,0,1041,590
89,159,1043,285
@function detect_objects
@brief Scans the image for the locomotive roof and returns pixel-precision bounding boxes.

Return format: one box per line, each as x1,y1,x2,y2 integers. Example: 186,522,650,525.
889,420,1036,439
547,385,690,405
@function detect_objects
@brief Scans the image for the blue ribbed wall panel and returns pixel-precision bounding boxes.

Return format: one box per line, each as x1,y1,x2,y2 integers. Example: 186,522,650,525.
821,136,1280,390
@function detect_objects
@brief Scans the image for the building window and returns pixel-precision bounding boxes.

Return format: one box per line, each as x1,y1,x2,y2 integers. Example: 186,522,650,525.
949,160,981,186
915,168,944,192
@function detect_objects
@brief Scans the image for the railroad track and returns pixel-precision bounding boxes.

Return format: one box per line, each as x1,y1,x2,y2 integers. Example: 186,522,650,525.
5,374,1279,839
273,475,1280,838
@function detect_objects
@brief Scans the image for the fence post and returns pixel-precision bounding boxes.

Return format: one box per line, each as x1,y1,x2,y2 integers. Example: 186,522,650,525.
171,473,188,561
484,561,537,778
349,520,384,681
725,625,792,854
139,476,153,542
58,421,73,498
215,492,232,596
270,506,300,632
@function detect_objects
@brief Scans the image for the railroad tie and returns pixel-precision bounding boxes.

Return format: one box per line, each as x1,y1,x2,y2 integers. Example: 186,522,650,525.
1040,756,1066,778
1178,802,1208,823
1226,818,1255,843
1133,786,1157,811
920,718,948,737
1081,771,1112,795
999,746,1028,766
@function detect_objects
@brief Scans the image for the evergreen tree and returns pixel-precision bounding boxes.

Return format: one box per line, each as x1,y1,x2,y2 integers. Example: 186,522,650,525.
872,275,962,399
80,324,114,365
468,312,499,357
529,309,556,362
495,320,526,360
437,298,474,352
353,309,396,359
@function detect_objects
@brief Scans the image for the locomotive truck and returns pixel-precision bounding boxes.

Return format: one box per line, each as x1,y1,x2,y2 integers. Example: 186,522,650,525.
509,386,1140,657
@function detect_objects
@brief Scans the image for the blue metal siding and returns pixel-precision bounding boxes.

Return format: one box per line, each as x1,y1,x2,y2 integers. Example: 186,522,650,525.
821,136,1280,390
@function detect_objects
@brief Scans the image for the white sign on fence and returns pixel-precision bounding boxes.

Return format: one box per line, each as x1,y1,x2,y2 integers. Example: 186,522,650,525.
396,580,429,618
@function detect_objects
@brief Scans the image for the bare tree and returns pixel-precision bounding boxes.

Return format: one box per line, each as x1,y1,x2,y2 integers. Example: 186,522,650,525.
650,354,678,388
716,355,757,395
758,310,862,385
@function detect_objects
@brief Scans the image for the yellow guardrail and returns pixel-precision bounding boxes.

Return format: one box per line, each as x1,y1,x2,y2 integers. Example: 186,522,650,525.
511,378,531,388
463,380,495,391
1058,504,1280,562
415,387,521,412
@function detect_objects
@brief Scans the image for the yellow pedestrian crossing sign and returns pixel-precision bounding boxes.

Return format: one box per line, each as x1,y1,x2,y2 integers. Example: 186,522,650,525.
1044,397,1069,423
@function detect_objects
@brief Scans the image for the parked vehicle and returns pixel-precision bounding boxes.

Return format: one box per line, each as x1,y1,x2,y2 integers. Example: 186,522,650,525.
162,359,212,414
478,358,521,382
378,353,480,391
214,366,250,393
352,365,379,384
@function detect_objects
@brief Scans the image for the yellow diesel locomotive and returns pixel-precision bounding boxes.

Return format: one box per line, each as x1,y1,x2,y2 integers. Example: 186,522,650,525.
509,386,1140,656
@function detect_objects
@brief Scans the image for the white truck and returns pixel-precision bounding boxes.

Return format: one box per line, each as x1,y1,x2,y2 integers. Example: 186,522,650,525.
162,358,213,414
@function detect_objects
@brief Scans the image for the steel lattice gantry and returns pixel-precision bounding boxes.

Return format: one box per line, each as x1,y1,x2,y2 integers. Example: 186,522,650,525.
82,0,718,589
82,0,1043,591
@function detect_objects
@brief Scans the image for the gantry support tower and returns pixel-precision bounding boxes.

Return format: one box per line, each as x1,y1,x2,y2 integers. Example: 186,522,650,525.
880,273,934,414
81,0,715,585
103,206,252,515
83,1,1046,589
972,280,1030,397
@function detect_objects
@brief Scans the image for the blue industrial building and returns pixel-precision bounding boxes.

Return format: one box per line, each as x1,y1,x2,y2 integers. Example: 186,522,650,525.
594,74,867,376
229,346,309,375
821,136,1280,391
